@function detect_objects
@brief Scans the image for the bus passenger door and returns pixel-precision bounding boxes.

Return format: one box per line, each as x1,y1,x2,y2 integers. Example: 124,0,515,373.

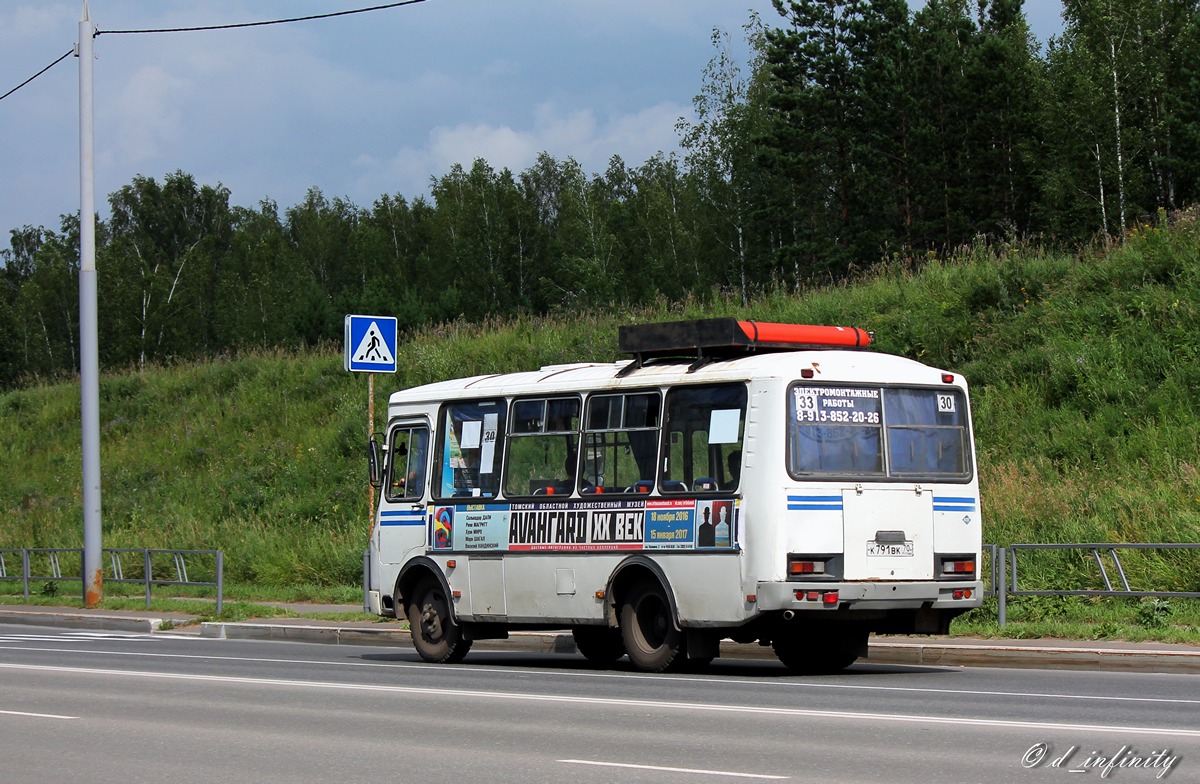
841,488,934,580
378,422,430,565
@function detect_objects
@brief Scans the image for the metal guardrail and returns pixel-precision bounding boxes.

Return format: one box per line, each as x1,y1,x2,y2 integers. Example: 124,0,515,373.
991,543,1200,627
0,547,223,614
981,543,999,598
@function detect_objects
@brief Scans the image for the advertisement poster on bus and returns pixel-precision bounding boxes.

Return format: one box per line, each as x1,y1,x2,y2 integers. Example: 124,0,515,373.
430,498,738,552
644,498,695,550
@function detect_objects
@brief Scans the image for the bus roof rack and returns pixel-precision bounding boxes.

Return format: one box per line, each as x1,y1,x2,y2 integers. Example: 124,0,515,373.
618,318,871,375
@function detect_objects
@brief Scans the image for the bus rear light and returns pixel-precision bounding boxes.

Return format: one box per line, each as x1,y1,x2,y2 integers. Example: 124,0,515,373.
942,373,955,383
792,590,821,601
942,559,975,575
794,590,836,603
952,589,973,600
789,560,826,575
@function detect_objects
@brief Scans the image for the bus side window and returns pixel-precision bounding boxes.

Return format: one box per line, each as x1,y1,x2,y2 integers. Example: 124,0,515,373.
385,426,428,502
503,396,581,497
434,399,507,499
661,384,747,493
584,391,661,494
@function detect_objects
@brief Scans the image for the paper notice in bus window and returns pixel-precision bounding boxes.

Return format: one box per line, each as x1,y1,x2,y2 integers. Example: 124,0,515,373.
793,388,819,419
461,420,482,449
709,409,741,444
479,413,498,474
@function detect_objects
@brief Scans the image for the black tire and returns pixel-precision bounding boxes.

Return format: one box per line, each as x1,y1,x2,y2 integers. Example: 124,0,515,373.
407,578,472,664
620,581,684,672
773,630,864,674
571,626,626,666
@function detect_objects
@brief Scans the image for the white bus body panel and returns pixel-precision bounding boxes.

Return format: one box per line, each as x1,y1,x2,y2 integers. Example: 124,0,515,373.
452,553,747,625
369,349,983,633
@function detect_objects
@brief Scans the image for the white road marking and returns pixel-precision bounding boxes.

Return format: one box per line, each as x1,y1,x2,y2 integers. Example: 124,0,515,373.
1,645,1197,708
560,759,788,779
1,661,1198,738
0,632,186,643
0,708,78,720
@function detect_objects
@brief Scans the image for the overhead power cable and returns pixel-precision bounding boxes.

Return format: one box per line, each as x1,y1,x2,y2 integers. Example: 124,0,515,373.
99,0,427,36
0,0,427,103
0,48,74,103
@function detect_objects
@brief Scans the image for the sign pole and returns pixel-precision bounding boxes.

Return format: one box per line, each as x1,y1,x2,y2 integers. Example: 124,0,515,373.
344,314,397,542
367,372,375,537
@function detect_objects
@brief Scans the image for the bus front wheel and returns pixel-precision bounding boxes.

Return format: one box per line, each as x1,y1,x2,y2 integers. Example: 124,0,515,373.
620,582,683,672
407,578,472,664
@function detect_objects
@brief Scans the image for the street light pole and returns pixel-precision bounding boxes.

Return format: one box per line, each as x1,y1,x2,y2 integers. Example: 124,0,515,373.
78,1,103,607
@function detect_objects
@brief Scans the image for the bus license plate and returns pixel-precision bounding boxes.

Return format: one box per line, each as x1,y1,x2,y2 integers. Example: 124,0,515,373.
867,541,913,557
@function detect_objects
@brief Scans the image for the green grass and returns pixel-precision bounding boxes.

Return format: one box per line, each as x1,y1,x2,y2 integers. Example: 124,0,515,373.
951,595,1200,644
3,209,1200,640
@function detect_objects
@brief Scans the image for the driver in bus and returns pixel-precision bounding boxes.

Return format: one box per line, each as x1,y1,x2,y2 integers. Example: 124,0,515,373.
723,450,741,491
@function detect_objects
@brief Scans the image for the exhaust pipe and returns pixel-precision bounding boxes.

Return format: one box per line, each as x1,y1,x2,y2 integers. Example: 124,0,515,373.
782,610,795,621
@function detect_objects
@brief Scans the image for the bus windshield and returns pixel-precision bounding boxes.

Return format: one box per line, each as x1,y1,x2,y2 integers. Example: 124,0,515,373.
787,384,971,480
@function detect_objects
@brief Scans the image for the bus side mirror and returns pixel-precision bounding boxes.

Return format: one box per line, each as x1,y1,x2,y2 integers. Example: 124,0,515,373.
368,437,382,489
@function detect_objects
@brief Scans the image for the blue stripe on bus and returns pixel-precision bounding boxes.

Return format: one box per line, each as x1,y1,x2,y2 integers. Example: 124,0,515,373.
784,494,976,513
787,495,843,511
380,511,425,526
933,496,977,512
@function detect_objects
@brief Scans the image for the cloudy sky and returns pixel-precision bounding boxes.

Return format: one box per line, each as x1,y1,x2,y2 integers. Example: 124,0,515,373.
1,1,1065,251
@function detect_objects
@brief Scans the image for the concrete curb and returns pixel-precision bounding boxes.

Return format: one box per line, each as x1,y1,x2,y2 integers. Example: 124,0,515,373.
867,640,1200,674
0,611,166,634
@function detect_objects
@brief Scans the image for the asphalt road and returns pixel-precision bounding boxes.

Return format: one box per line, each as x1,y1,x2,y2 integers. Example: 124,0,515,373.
1,623,1197,784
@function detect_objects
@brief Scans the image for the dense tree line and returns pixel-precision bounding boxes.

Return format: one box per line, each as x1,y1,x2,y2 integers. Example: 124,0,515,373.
2,0,1198,388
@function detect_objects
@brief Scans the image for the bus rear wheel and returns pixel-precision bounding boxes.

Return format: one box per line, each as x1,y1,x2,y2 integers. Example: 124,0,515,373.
773,629,865,674
620,582,684,673
571,626,626,666
407,578,472,664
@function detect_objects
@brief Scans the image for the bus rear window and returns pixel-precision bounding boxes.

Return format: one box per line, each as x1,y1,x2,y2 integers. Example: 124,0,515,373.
787,385,970,480
885,388,970,477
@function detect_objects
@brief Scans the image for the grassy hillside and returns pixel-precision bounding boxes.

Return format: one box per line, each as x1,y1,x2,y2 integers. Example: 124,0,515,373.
2,209,1199,606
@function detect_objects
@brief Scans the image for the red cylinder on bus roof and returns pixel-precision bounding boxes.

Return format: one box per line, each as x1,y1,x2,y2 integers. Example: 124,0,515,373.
737,321,871,348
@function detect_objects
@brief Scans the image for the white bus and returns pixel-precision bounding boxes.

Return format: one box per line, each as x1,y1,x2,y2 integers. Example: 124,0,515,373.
365,318,983,672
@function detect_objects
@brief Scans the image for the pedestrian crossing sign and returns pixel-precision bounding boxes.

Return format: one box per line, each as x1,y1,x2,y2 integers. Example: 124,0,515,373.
344,314,398,373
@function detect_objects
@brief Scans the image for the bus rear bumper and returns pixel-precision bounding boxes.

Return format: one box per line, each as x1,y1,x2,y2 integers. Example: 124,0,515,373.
756,580,984,612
